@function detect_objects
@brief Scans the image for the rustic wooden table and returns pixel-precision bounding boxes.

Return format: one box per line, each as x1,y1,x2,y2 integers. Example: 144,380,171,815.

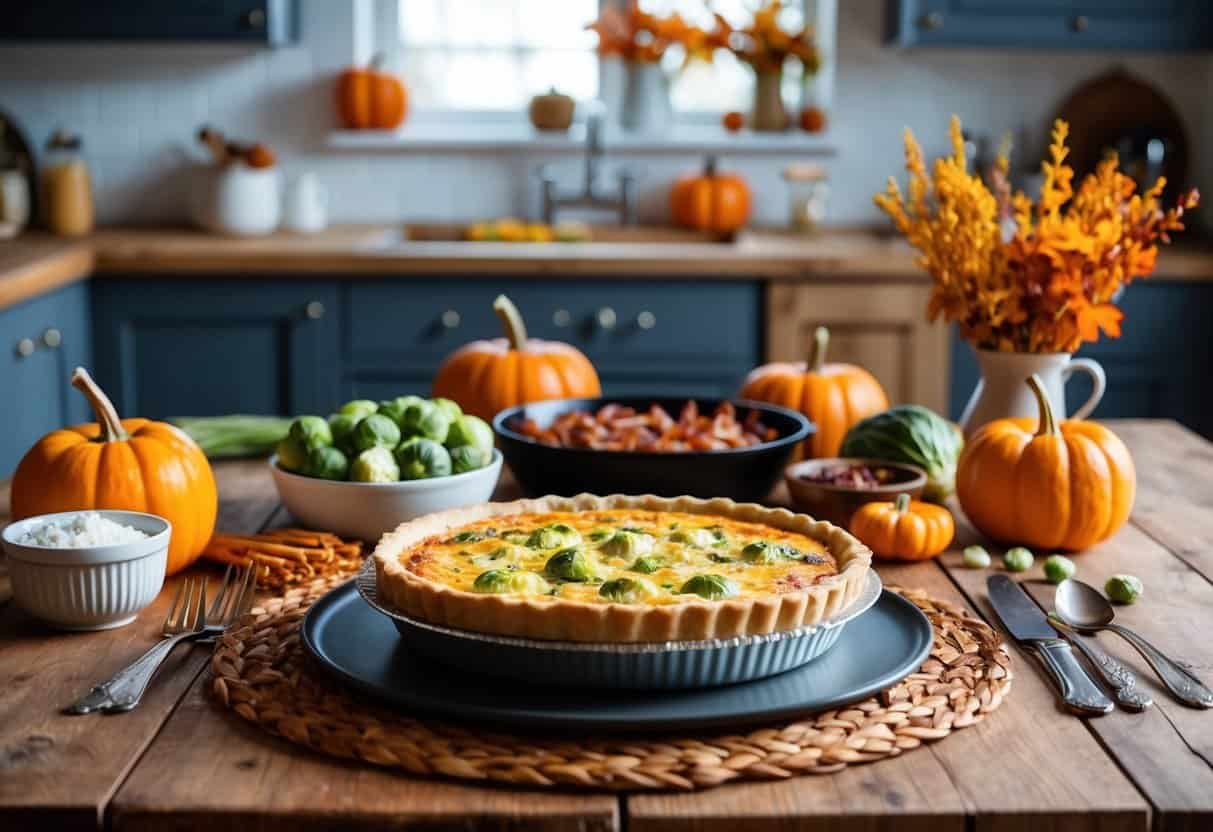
2,419,1211,832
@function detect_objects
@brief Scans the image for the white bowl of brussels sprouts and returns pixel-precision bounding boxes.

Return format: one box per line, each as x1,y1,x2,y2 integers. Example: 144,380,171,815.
269,396,502,542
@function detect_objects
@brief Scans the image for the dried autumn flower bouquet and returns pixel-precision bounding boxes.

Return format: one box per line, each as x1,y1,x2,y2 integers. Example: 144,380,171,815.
875,117,1199,353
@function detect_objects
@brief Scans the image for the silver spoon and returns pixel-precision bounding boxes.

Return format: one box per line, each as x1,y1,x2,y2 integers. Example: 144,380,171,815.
1046,612,1152,711
1055,579,1213,709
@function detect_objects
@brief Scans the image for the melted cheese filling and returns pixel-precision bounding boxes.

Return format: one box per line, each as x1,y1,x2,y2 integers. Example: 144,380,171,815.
403,510,837,604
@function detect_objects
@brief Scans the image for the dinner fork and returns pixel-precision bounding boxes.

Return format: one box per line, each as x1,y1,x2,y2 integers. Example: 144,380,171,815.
67,566,256,714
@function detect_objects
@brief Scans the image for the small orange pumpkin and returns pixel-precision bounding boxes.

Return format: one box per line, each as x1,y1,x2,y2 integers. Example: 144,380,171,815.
739,327,889,459
956,373,1135,551
669,156,751,235
722,111,745,132
337,55,407,129
849,493,954,561
432,295,602,422
11,368,218,575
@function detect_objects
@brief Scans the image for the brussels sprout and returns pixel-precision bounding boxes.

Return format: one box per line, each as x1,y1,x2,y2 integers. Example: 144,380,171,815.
432,397,463,423
449,444,486,474
668,527,718,548
349,446,399,483
338,399,379,420
352,413,402,453
680,574,739,601
473,569,551,595
306,445,349,480
394,438,452,480
275,437,309,472
629,556,662,574
740,540,802,564
599,576,659,603
1043,555,1076,585
1105,574,1143,605
1003,546,1034,573
397,400,452,443
544,548,598,582
288,415,332,449
445,414,495,456
962,545,991,569
600,529,655,559
526,523,581,549
328,413,359,454
378,396,424,429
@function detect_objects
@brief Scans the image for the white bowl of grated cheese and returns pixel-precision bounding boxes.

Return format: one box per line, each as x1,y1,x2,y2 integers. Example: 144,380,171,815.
2,510,171,630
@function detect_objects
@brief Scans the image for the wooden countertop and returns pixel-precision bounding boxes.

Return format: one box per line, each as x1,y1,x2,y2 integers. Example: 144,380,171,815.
0,236,93,311
3,419,1213,830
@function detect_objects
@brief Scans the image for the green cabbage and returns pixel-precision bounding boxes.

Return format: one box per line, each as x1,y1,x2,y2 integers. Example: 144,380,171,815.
839,405,962,502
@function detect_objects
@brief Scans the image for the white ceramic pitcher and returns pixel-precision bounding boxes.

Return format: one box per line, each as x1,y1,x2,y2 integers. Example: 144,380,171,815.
959,349,1106,437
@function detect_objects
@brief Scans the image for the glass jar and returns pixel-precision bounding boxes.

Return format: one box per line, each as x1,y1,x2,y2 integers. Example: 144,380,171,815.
783,163,828,232
43,129,94,236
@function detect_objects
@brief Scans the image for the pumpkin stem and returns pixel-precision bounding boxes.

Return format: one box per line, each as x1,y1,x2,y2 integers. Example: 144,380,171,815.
71,366,128,442
894,493,911,514
807,326,829,373
493,294,528,351
1026,373,1060,437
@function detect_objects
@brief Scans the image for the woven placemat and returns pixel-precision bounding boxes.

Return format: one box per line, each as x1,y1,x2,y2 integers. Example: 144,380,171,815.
210,575,1012,791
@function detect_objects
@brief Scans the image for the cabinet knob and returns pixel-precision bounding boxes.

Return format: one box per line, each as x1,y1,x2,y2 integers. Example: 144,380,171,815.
305,301,326,320
552,308,571,328
15,337,34,358
243,8,266,29
1070,14,1089,32
440,309,461,329
41,328,62,349
636,311,656,330
596,307,617,331
918,11,944,30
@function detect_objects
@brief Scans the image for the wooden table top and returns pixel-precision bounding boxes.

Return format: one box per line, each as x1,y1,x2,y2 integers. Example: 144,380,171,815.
2,418,1211,831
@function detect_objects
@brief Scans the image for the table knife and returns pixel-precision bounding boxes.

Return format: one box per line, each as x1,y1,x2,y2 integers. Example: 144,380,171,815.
987,575,1113,716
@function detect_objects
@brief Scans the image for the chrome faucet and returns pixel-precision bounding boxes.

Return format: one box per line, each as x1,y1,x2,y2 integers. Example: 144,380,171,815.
540,111,635,225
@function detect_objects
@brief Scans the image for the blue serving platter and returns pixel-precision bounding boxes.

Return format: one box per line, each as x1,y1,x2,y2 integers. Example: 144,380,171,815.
301,576,933,734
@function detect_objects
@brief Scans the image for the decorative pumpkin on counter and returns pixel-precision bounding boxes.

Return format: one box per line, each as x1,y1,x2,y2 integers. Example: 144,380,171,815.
849,493,954,561
337,55,408,129
669,156,751,235
956,374,1135,551
739,326,889,459
11,368,218,575
432,295,602,422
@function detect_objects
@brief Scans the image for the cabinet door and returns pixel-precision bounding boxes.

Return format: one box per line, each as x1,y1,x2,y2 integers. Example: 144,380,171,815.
2,0,295,44
888,0,1212,49
92,280,339,419
766,283,950,413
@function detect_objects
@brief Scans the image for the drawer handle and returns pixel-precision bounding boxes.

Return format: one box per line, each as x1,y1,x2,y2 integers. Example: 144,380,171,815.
305,301,326,320
243,8,266,29
636,311,656,331
1070,14,1089,32
552,308,571,328
918,11,944,30
596,307,617,331
15,337,34,358
41,328,62,349
441,309,461,329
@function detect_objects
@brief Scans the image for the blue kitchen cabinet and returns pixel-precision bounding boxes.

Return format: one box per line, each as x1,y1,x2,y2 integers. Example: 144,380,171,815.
0,282,91,476
888,1,1213,50
343,280,761,400
2,0,296,45
949,282,1213,437
92,279,339,420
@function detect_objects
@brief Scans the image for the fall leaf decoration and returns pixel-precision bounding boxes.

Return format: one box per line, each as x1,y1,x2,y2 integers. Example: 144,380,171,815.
707,1,819,75
587,1,710,64
875,116,1199,353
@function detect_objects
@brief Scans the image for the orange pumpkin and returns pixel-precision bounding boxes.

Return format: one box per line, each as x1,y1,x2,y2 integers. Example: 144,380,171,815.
722,111,745,132
11,368,218,575
432,295,601,422
670,156,751,235
799,106,827,132
337,55,407,129
956,373,1135,551
739,327,889,458
849,493,954,561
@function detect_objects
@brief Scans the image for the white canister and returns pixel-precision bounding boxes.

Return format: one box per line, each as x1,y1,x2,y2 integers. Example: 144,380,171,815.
0,169,31,230
282,172,328,234
212,164,280,236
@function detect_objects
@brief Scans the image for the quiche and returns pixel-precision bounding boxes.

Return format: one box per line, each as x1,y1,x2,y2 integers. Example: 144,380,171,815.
374,495,871,643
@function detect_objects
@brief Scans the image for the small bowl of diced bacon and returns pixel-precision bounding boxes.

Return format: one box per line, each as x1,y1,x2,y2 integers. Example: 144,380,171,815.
493,397,813,502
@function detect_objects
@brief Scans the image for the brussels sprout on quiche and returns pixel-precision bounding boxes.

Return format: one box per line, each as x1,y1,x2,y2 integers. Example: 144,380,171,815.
526,523,582,549
599,576,658,603
600,529,655,559
680,574,739,600
669,527,718,548
473,569,550,595
544,547,599,582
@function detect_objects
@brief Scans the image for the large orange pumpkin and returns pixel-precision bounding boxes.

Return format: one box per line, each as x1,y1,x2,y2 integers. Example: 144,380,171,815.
11,368,218,575
432,295,601,422
956,373,1135,551
739,327,889,458
337,55,407,129
849,493,954,561
669,156,751,235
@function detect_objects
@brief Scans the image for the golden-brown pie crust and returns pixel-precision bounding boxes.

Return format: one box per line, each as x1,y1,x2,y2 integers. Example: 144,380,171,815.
373,494,872,643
